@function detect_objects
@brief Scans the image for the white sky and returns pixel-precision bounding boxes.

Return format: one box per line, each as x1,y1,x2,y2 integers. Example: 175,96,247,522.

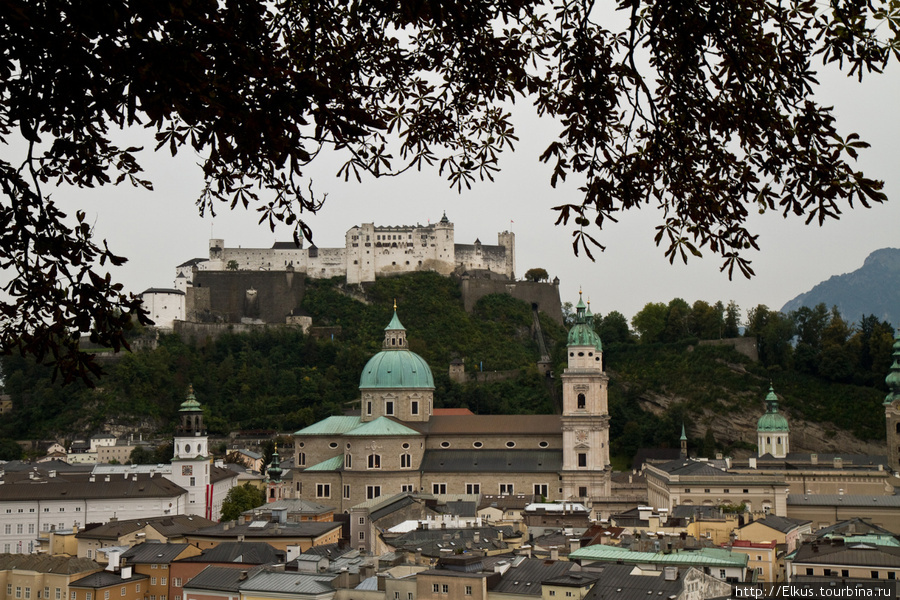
48,57,900,324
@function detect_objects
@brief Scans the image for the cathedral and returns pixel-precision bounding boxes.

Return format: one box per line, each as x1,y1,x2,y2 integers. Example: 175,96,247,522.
291,295,611,511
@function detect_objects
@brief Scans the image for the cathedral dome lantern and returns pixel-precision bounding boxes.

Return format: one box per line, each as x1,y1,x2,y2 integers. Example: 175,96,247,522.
359,304,434,422
178,385,206,436
567,293,603,371
757,385,789,458
883,331,900,406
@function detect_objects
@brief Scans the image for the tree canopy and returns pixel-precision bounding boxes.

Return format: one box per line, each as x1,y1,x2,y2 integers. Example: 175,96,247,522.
2,0,898,378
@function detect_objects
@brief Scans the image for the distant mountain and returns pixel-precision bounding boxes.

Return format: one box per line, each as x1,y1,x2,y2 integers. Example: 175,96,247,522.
781,248,900,326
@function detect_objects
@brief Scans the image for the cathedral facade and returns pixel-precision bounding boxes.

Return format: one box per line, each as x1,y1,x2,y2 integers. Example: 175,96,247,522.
290,296,610,512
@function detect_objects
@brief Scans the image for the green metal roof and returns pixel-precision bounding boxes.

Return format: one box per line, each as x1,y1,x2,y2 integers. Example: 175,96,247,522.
820,534,900,548
385,310,405,331
294,416,361,436
303,455,344,471
359,350,434,389
344,417,421,437
757,385,789,432
567,293,602,351
180,386,202,412
569,545,748,568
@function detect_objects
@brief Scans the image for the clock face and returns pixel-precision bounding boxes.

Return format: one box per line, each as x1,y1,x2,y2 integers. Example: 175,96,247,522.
575,430,588,444
182,465,193,476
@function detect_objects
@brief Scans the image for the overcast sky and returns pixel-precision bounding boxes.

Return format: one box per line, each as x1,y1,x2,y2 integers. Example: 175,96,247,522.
52,59,900,325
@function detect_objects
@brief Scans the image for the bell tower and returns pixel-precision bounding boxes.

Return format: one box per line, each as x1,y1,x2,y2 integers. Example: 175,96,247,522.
171,385,213,519
560,294,611,503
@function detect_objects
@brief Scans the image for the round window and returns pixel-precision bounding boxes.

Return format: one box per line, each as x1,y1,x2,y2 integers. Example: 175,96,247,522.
329,442,338,449
346,443,351,449
402,442,410,449
184,444,191,454
539,441,549,448
298,442,305,448
473,441,483,448
578,351,584,356
440,441,451,448
506,441,516,448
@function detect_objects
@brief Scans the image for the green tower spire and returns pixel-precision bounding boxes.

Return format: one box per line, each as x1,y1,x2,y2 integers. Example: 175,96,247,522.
883,331,900,406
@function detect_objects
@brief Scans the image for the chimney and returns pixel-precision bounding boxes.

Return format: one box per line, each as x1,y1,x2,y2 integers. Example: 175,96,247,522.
811,453,818,465
664,567,678,581
239,571,248,581
550,546,559,561
834,457,843,470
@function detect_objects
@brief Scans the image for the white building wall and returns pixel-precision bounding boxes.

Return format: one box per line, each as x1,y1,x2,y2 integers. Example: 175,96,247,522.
141,291,186,330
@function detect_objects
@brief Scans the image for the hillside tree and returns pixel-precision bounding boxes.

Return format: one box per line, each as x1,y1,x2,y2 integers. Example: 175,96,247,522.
2,0,897,380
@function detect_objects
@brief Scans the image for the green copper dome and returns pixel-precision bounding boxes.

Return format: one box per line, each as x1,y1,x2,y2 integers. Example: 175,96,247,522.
359,307,434,390
180,385,202,412
757,385,789,432
359,350,435,389
567,293,602,351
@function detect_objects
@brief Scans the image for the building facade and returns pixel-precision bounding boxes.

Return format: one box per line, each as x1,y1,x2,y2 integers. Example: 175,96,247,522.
291,295,611,517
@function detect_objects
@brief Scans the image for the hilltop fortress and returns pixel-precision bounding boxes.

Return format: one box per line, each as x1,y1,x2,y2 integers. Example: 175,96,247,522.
179,213,515,286
142,214,561,331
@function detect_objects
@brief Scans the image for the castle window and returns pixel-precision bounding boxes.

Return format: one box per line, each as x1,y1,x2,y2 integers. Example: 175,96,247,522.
401,454,411,468
368,454,381,469
577,393,586,409
385,401,394,415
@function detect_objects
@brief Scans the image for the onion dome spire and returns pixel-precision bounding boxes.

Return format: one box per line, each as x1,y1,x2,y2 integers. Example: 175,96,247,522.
757,384,789,432
267,444,283,483
884,330,900,405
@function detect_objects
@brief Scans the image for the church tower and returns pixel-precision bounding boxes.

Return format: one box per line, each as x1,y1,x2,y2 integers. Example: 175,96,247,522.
560,294,611,501
884,331,900,471
171,386,213,518
757,385,790,458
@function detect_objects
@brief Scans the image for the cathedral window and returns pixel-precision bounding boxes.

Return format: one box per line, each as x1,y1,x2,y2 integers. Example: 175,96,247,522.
368,454,381,469
578,453,587,467
385,401,394,415
577,394,586,409
401,454,411,468
411,401,418,415
367,402,372,416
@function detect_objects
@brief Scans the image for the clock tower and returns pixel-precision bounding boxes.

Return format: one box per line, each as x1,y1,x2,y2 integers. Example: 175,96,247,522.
560,294,611,502
171,386,213,519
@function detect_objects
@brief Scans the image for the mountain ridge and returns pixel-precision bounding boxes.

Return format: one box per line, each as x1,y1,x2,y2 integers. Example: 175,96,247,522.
781,247,900,325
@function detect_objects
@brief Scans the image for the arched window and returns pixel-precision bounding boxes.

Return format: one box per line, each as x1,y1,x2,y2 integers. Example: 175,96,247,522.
400,454,411,468
298,452,306,467
345,454,352,469
368,454,381,469
577,393,586,409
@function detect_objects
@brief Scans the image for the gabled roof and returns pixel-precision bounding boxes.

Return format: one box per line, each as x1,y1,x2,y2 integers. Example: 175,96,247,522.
344,417,421,437
485,557,574,595
239,571,335,595
77,515,215,540
294,416,361,436
581,564,689,600
421,449,562,473
122,542,193,564
70,571,147,589
178,541,285,565
304,455,344,471
183,565,265,592
739,514,811,533
422,415,561,435
0,554,100,574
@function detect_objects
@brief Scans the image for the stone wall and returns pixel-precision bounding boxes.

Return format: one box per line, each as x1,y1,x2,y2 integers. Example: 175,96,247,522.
460,278,563,325
173,320,302,346
186,269,306,324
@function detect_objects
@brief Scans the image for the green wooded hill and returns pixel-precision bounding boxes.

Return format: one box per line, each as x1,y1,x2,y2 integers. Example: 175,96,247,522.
0,272,890,462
